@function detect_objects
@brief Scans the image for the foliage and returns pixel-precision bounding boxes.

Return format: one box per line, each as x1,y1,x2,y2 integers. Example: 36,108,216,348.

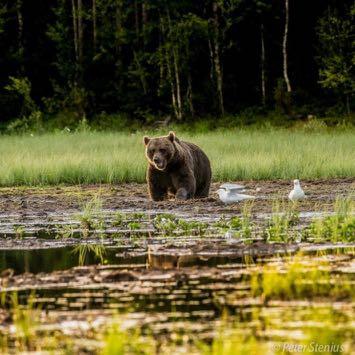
316,5,354,113
0,1,353,124
4,77,43,133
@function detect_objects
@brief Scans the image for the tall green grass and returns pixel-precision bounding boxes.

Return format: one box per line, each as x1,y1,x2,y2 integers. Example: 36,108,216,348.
0,128,354,186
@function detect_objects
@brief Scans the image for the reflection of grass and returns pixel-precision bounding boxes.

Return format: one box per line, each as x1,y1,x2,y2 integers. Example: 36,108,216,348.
0,292,74,353
101,323,155,355
72,244,106,265
0,292,40,352
1,277,353,354
250,255,353,301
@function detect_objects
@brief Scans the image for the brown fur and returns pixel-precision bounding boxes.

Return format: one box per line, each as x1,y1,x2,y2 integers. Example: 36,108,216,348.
143,131,212,201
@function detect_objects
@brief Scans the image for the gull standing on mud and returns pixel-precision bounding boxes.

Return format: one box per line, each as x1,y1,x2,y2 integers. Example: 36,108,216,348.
288,179,305,201
217,183,255,204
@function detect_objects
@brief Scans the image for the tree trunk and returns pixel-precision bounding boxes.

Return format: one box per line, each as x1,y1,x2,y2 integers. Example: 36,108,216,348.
207,38,214,81
212,2,224,116
92,0,97,52
133,51,147,94
166,9,182,120
71,0,79,62
283,0,291,92
165,49,179,120
157,29,164,97
134,0,139,37
71,0,85,119
142,2,147,30
16,0,24,73
261,23,266,105
115,1,122,55
172,47,182,120
346,94,350,115
160,15,179,120
142,1,147,45
187,71,194,117
77,0,83,67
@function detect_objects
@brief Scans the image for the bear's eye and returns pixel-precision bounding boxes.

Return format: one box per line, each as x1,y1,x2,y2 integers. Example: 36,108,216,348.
160,149,166,154
148,149,154,155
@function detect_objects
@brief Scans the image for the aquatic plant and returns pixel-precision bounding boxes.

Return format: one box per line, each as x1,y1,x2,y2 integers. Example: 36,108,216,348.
55,223,76,238
130,212,146,221
112,212,146,230
153,214,178,235
177,219,208,236
112,211,124,227
238,201,254,239
77,196,105,236
214,202,254,239
153,214,208,236
213,216,230,230
305,198,355,242
264,200,300,242
127,221,141,230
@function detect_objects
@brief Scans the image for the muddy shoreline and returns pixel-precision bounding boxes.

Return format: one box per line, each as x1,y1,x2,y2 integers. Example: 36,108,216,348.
0,178,353,216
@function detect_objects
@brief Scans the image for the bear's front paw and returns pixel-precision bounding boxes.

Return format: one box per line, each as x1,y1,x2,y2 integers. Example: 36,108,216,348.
175,188,188,200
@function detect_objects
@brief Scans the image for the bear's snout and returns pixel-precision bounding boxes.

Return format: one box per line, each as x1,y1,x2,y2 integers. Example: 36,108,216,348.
153,155,166,170
153,156,161,164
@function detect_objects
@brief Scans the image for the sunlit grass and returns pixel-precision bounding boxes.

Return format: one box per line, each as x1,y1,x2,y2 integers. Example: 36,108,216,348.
0,128,354,186
305,198,355,242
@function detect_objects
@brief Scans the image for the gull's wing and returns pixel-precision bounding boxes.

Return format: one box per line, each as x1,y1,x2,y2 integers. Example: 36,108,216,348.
220,183,245,191
235,193,255,200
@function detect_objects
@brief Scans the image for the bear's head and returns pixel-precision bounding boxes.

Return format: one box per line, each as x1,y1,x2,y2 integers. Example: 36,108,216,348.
143,131,176,171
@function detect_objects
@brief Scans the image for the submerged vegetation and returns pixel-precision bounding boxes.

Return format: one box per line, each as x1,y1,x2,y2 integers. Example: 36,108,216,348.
0,129,354,186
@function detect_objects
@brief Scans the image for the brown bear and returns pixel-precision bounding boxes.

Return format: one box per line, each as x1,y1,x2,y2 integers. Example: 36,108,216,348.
143,131,211,201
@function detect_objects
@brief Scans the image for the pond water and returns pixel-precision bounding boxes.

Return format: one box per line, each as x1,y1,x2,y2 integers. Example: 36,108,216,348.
0,207,354,353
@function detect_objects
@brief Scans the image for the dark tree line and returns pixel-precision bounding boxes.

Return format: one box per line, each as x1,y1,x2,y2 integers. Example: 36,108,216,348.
0,0,353,128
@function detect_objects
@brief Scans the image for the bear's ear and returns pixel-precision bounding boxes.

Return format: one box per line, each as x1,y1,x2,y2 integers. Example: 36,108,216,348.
143,136,150,145
168,131,175,142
